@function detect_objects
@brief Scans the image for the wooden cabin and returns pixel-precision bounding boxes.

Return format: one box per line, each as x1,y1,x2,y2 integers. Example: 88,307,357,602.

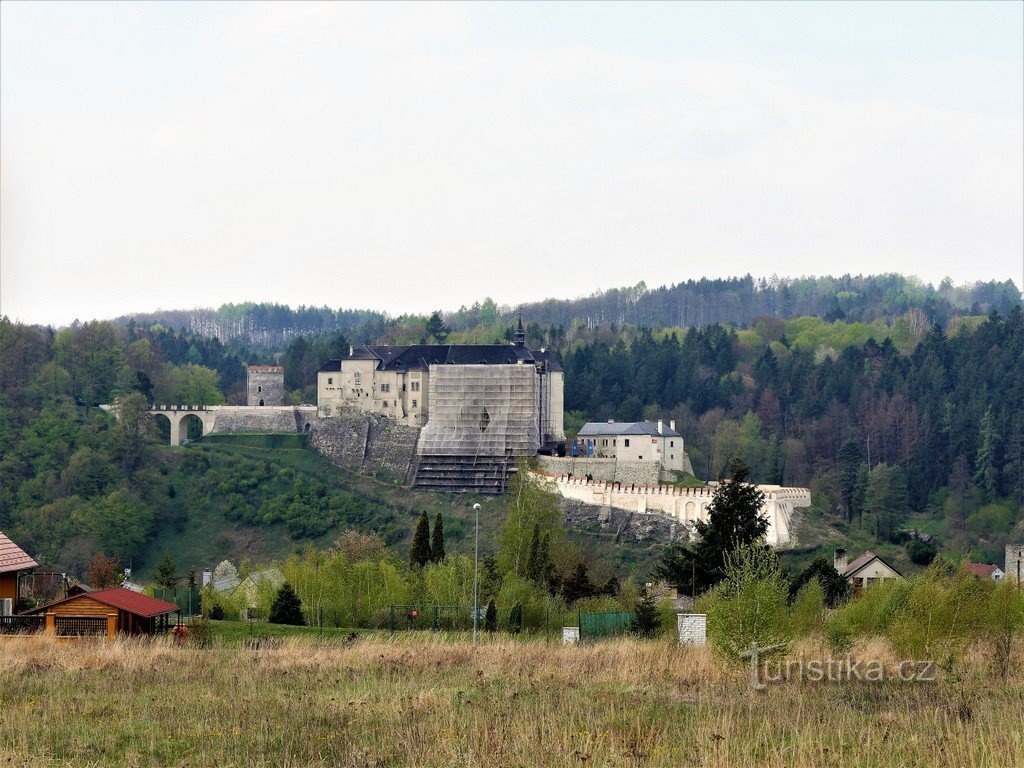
0,531,38,611
27,588,179,636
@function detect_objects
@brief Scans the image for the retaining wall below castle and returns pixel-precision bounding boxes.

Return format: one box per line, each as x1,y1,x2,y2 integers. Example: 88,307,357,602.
308,406,420,483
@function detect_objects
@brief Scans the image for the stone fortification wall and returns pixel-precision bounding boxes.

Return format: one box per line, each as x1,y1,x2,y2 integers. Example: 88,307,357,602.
308,406,420,483
537,456,662,485
209,406,315,434
559,498,687,544
541,474,811,548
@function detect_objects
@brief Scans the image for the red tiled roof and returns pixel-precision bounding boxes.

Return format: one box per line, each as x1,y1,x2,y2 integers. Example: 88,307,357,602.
964,563,1000,579
842,550,902,578
28,587,179,618
0,531,38,574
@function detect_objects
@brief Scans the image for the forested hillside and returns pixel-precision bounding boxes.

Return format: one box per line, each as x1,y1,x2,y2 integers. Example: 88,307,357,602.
2,275,1022,579
111,274,1021,346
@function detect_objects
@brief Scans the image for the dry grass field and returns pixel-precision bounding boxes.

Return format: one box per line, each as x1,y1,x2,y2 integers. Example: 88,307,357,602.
1,633,1022,767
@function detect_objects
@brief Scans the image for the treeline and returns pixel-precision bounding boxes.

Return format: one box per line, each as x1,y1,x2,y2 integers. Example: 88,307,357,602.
516,275,1022,331
109,275,1022,345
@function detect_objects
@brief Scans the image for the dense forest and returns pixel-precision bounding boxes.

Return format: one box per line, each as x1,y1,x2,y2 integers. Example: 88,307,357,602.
2,274,1022,579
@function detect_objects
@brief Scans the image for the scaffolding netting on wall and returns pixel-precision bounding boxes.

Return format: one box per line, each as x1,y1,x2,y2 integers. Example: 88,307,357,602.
417,364,540,457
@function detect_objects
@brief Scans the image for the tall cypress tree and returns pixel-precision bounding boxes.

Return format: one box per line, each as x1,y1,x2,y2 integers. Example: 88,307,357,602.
410,510,432,568
484,599,497,633
430,512,445,562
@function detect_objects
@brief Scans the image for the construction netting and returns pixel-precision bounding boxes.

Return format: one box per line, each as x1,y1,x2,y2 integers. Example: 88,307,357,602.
418,364,540,457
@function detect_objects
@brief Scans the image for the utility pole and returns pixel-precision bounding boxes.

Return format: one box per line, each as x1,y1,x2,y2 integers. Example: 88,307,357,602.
473,503,481,646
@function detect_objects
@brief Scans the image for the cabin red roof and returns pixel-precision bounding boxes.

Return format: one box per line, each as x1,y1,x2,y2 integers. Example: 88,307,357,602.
28,587,179,618
0,531,38,574
841,550,902,579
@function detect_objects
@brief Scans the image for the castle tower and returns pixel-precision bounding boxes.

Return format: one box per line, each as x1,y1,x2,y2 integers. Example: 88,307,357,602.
247,365,284,406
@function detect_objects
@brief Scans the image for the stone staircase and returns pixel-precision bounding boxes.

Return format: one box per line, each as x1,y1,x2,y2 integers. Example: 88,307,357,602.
412,455,517,494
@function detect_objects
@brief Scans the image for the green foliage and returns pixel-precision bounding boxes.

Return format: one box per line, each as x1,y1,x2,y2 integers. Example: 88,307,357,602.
863,464,910,543
155,550,179,589
497,472,565,578
508,603,523,634
268,582,305,626
429,512,445,563
410,511,432,569
790,579,826,637
789,557,849,608
484,599,497,633
905,537,937,565
696,543,792,659
628,589,660,638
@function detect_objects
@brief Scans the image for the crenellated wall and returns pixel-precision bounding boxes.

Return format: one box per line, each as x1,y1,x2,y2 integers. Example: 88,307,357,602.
541,473,811,548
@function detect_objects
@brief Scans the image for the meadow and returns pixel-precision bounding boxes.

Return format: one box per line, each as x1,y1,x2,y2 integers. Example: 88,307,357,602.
1,633,1021,767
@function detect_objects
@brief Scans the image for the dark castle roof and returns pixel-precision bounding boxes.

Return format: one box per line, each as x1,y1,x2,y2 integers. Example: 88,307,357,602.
322,344,563,373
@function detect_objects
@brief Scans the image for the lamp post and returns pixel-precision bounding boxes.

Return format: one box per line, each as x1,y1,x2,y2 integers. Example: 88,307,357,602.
472,502,481,646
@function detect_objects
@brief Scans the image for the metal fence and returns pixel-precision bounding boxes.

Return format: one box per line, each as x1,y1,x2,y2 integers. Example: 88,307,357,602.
55,616,107,637
152,586,200,616
0,615,45,635
579,611,634,641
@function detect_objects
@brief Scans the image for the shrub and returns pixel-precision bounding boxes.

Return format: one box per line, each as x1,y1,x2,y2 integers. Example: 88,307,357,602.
905,538,937,565
628,590,660,639
208,605,225,621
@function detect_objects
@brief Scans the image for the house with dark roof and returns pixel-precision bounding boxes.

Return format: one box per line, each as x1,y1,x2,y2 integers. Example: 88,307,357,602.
574,420,688,473
317,317,564,447
834,549,903,590
0,531,38,613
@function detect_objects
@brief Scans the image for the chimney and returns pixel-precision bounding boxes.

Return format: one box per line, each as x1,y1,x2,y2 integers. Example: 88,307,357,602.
658,419,663,435
833,548,848,574
670,420,676,432
349,345,354,357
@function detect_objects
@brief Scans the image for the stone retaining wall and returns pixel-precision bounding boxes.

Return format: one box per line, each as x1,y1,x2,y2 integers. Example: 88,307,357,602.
308,406,420,483
208,406,316,434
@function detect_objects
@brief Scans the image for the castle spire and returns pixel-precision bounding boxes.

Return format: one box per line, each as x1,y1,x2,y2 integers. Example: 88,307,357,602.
514,313,526,348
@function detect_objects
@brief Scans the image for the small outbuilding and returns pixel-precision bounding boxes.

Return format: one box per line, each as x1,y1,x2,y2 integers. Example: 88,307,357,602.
27,587,179,637
963,563,1005,581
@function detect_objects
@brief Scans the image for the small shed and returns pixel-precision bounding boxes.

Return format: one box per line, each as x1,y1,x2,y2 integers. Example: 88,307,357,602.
28,587,179,636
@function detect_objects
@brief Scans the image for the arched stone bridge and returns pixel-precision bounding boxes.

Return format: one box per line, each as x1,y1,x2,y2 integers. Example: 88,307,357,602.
103,404,318,446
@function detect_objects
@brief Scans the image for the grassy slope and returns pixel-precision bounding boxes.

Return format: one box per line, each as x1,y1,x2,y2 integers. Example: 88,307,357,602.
139,436,664,581
2,634,1020,767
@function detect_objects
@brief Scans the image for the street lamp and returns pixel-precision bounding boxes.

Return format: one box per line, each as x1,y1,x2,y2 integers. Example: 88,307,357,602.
472,502,481,645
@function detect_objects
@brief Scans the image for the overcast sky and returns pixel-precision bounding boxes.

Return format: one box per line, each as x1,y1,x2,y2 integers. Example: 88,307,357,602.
2,1,1022,326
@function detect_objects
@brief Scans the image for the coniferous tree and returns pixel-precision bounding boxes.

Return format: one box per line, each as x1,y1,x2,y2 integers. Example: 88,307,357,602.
562,562,594,603
269,582,304,625
409,510,432,568
155,550,179,590
837,440,865,523
430,512,445,562
974,407,1001,501
508,603,523,634
788,557,849,608
629,589,660,638
424,311,450,343
484,599,497,633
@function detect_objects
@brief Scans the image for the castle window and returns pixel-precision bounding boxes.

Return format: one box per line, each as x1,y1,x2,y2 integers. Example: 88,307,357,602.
258,386,262,393
328,377,333,385
411,381,420,392
412,399,418,408
382,400,388,408
354,372,362,386
638,455,642,460
381,383,391,393
670,440,674,447
624,439,630,447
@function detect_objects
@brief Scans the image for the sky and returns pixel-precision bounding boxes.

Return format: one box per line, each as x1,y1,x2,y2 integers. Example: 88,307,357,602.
1,1,1022,326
